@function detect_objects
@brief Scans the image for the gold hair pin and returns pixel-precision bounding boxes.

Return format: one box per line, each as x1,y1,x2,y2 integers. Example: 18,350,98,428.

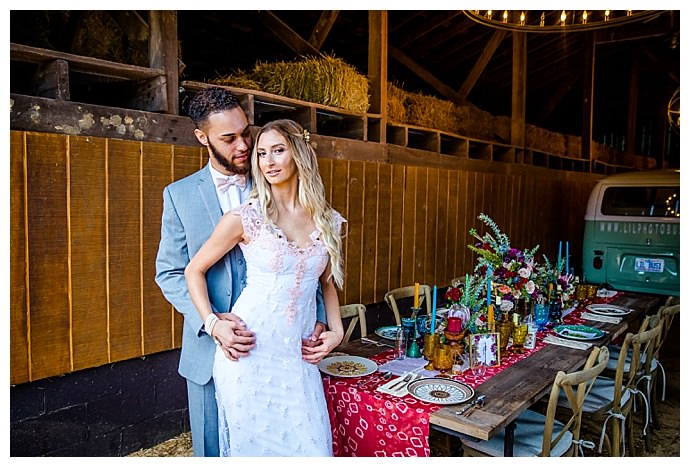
302,129,310,143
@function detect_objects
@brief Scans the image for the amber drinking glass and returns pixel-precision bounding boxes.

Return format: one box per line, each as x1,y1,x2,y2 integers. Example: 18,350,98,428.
423,333,441,370
433,344,453,376
496,319,513,356
575,284,587,302
511,323,529,354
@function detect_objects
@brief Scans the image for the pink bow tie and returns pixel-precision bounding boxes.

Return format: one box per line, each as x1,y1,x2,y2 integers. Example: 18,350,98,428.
215,174,247,192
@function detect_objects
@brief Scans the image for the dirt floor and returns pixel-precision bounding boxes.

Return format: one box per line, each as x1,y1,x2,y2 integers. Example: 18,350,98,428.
128,349,680,457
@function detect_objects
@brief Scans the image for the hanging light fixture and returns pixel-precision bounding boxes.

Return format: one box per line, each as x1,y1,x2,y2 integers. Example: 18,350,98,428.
463,10,663,32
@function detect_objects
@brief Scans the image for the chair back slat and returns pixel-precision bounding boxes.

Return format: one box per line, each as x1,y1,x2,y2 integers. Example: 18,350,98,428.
542,346,609,456
383,284,432,325
340,304,368,345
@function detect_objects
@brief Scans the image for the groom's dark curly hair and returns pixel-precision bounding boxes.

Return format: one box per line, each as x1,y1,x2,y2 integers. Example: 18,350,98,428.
186,87,242,128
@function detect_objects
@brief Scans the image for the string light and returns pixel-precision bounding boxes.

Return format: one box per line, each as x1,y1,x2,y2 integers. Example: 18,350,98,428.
462,10,662,33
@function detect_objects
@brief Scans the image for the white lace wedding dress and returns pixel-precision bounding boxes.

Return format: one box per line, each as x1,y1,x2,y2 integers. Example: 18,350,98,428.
213,200,344,457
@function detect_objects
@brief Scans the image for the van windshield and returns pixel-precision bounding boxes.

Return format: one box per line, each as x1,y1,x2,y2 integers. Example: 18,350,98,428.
601,186,680,218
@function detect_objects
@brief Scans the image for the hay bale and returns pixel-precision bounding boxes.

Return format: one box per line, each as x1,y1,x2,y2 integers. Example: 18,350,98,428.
210,70,262,91
526,125,566,155
405,91,457,132
213,55,369,113
387,82,407,123
71,11,147,66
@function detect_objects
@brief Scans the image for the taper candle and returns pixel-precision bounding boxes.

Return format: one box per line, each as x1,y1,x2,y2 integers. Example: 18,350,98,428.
431,285,437,334
566,241,570,273
414,282,419,309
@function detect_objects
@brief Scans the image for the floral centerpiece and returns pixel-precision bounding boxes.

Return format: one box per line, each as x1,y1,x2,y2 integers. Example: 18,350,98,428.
467,214,540,318
534,255,576,308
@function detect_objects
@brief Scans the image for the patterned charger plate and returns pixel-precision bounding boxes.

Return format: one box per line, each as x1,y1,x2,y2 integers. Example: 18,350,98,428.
407,377,474,405
586,303,631,316
318,356,377,377
375,325,401,340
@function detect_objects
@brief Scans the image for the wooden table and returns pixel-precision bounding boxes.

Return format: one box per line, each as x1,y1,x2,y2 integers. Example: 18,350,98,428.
334,292,660,457
429,292,660,456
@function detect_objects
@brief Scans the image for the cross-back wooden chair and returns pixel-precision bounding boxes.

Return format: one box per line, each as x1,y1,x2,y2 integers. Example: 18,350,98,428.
574,315,663,456
383,284,432,325
461,346,610,457
648,303,680,428
340,304,368,345
604,302,679,451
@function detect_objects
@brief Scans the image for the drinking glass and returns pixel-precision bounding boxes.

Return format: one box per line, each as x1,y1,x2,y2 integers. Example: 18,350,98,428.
533,303,549,331
496,320,513,356
511,324,529,354
470,350,487,378
433,344,453,376
423,333,440,370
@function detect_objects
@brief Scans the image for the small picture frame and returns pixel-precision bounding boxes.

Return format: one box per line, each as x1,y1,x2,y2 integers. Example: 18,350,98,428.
523,329,537,350
469,332,501,367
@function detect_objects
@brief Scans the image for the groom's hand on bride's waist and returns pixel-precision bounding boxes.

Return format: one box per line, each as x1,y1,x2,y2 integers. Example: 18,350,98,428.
212,314,257,361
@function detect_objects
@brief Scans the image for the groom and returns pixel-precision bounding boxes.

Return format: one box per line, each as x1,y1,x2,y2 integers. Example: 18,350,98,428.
155,86,327,456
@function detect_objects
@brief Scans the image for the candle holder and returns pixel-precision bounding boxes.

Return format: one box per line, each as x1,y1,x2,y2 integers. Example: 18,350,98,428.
444,317,468,366
406,307,423,358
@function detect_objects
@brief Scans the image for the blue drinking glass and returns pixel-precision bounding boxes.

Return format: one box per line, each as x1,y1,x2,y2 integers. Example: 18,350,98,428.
533,304,549,331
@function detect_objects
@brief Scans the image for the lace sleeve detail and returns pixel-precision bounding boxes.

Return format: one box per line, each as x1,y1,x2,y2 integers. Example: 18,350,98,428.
230,200,264,242
331,209,347,235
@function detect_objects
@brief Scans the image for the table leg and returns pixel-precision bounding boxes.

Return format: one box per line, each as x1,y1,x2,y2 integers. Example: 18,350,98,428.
503,421,516,457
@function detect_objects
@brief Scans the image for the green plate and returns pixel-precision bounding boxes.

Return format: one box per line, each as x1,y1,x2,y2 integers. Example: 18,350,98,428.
554,324,605,341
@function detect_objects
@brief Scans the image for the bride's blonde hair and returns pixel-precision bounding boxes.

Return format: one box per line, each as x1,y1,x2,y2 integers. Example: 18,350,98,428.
250,119,346,289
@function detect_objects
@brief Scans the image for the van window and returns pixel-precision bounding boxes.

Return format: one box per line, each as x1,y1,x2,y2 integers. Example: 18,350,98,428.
600,186,680,218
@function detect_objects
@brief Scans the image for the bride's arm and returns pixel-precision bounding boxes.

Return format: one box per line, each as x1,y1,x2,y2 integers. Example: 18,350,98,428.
185,212,256,360
302,262,344,364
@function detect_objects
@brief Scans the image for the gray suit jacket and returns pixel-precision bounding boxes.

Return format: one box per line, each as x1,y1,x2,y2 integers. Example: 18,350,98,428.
155,163,325,385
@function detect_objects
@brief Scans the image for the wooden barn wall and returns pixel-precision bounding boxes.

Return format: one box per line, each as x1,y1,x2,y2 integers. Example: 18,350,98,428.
10,130,597,384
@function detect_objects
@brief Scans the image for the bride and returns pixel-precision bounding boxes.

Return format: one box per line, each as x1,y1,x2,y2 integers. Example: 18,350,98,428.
185,119,346,456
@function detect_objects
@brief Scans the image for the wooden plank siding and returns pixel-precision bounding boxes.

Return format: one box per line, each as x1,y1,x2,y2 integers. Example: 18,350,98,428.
10,130,599,384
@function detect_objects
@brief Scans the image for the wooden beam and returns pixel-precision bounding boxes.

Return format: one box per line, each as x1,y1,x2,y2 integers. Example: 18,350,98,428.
536,71,580,123
10,94,198,146
149,11,178,114
389,46,464,104
582,32,595,165
458,30,507,100
258,11,320,57
394,11,463,48
35,59,70,100
368,11,387,119
309,11,339,49
510,32,526,148
11,43,165,81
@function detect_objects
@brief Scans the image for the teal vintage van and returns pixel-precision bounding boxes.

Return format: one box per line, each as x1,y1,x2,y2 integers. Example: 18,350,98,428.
582,170,680,296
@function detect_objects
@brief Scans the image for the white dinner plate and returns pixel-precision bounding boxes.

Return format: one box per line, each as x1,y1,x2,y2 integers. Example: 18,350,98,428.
375,325,401,340
407,377,474,405
554,324,605,341
318,356,378,377
586,303,631,316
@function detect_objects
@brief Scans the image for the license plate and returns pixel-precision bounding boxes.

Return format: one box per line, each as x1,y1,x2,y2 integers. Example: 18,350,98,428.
634,258,665,273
